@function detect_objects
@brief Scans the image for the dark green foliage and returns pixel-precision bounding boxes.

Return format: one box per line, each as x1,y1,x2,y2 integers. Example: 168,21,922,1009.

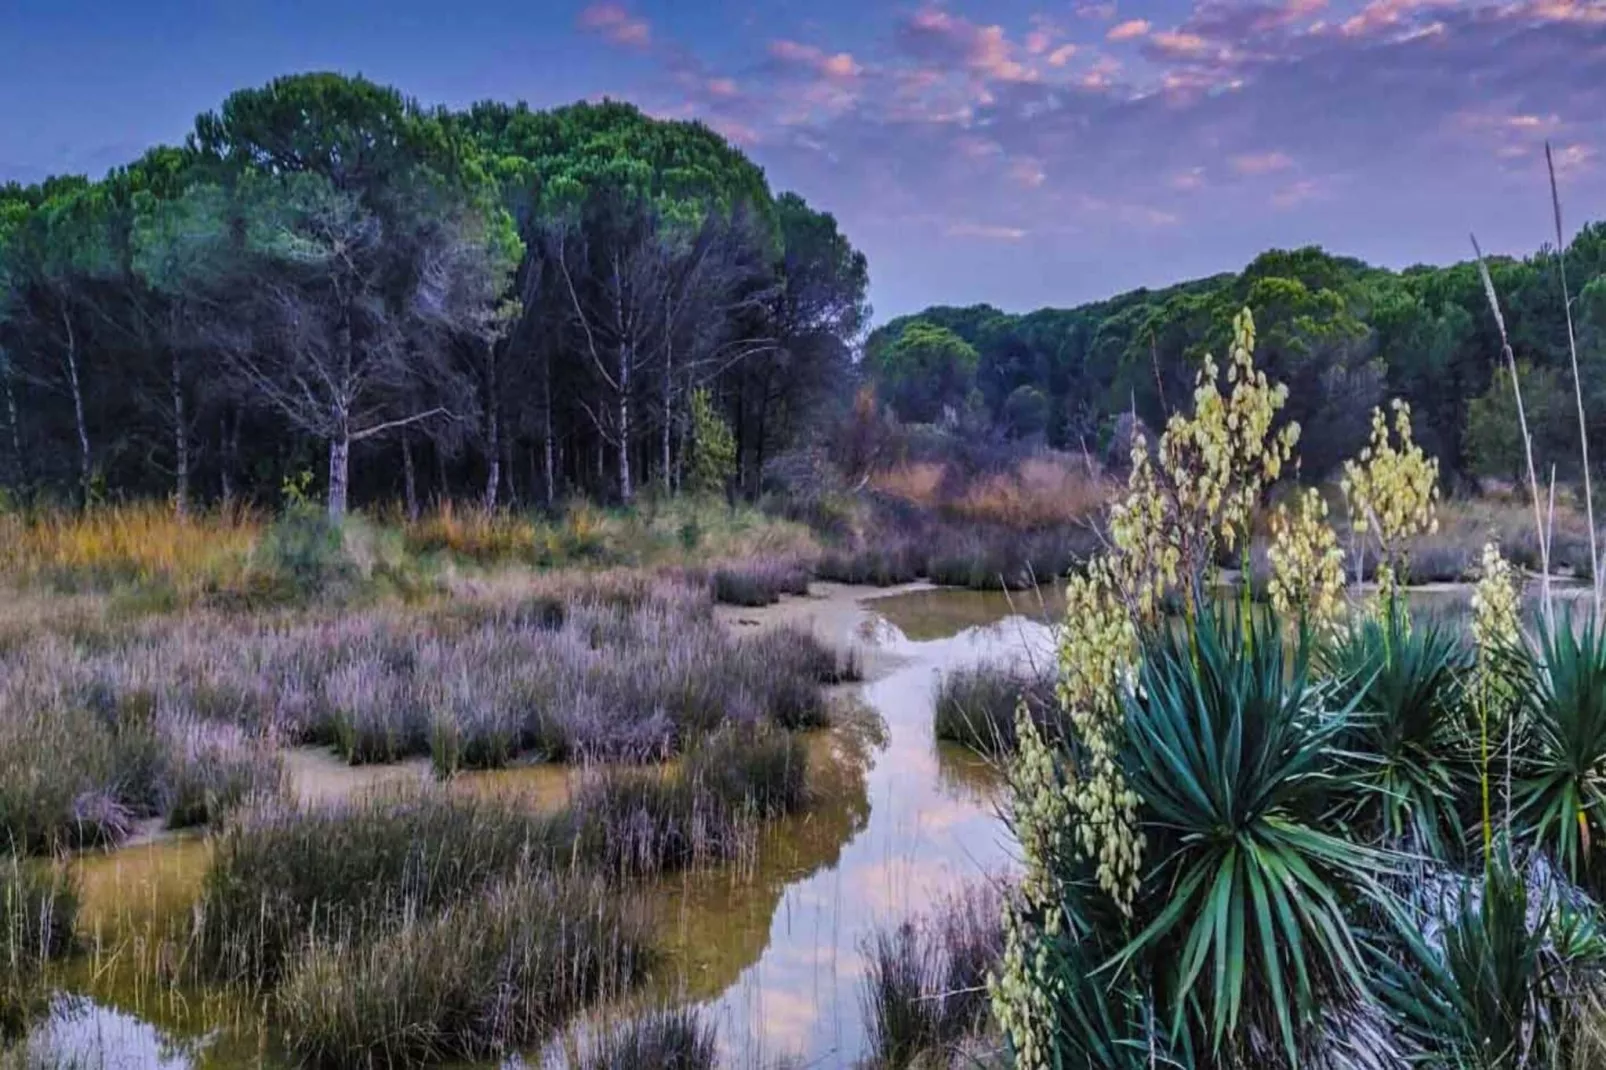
869,228,1606,483
933,662,1057,755
277,869,651,1068
1378,845,1606,1068
251,507,357,603
578,1008,719,1070
1329,613,1472,859
0,79,867,516
1118,606,1388,1063
1515,613,1606,885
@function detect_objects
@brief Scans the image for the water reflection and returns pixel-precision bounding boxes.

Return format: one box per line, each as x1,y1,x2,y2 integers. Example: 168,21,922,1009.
698,590,1043,1067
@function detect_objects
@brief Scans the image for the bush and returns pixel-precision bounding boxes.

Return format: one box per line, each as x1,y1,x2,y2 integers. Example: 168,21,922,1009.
1327,613,1471,859
278,869,651,1067
933,663,1057,756
251,507,357,603
814,539,924,586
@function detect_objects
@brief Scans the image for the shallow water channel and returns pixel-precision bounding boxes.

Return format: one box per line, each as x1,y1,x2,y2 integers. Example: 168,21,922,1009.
17,585,1051,1069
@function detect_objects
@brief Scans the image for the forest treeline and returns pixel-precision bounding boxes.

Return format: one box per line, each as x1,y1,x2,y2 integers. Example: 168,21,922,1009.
866,231,1606,488
0,73,869,517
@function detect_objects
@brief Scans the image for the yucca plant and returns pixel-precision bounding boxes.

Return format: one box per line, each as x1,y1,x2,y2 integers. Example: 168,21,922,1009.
1377,843,1606,1068
1115,605,1390,1065
1514,614,1606,885
1328,612,1473,860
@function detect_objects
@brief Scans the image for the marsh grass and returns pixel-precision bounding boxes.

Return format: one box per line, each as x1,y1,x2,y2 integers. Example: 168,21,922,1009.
278,869,651,1068
197,726,813,987
932,663,1057,756
575,1007,719,1070
707,555,812,607
1,860,77,1036
193,791,558,986
859,883,1003,1069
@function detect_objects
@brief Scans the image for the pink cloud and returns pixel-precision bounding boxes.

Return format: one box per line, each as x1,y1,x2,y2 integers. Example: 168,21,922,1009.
1272,179,1324,208
1106,18,1152,40
948,221,1029,240
1232,150,1295,175
1149,30,1213,57
900,8,1039,84
705,77,739,98
576,2,651,49
769,39,863,81
1552,142,1597,176
1171,168,1207,191
1047,43,1079,66
1010,156,1048,188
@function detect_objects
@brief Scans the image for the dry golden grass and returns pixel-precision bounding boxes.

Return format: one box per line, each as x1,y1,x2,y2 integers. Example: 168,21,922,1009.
0,503,261,593
402,501,539,562
870,462,947,507
870,454,1110,530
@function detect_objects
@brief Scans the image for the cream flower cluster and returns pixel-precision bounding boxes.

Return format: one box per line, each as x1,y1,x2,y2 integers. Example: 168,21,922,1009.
1268,487,1347,631
1341,400,1440,562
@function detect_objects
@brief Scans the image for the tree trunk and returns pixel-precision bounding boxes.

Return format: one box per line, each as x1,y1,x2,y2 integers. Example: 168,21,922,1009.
540,350,556,507
61,307,91,506
436,447,449,507
618,343,633,503
328,430,351,522
484,348,501,510
172,348,189,519
662,335,673,493
485,411,501,510
0,345,21,487
220,411,237,508
402,432,419,521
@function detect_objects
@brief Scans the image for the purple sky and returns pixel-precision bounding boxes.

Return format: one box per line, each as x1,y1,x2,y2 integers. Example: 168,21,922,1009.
5,0,1606,318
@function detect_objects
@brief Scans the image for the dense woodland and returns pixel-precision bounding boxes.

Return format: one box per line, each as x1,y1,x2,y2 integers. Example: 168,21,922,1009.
0,73,868,517
868,232,1606,489
5,69,1605,520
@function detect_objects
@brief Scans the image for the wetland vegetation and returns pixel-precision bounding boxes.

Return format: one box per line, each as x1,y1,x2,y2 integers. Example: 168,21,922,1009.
8,65,1606,1070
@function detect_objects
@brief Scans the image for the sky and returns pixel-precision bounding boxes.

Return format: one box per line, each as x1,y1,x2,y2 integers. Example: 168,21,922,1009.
4,0,1606,319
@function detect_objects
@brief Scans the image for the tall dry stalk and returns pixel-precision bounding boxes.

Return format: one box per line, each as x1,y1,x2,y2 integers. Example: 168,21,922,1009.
1546,142,1601,619
1472,235,1554,631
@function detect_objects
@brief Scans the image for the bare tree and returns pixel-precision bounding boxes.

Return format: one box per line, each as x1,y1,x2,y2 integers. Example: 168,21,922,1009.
210,174,492,520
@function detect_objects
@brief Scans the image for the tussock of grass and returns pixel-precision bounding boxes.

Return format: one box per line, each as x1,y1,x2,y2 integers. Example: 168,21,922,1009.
577,1007,719,1070
860,883,1003,1068
278,869,650,1068
933,663,1058,756
0,659,282,854
708,555,812,607
570,727,810,880
194,791,557,986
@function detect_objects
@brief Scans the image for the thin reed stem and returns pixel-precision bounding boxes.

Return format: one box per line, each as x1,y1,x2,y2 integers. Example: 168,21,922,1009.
1547,142,1601,620
1473,234,1554,632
